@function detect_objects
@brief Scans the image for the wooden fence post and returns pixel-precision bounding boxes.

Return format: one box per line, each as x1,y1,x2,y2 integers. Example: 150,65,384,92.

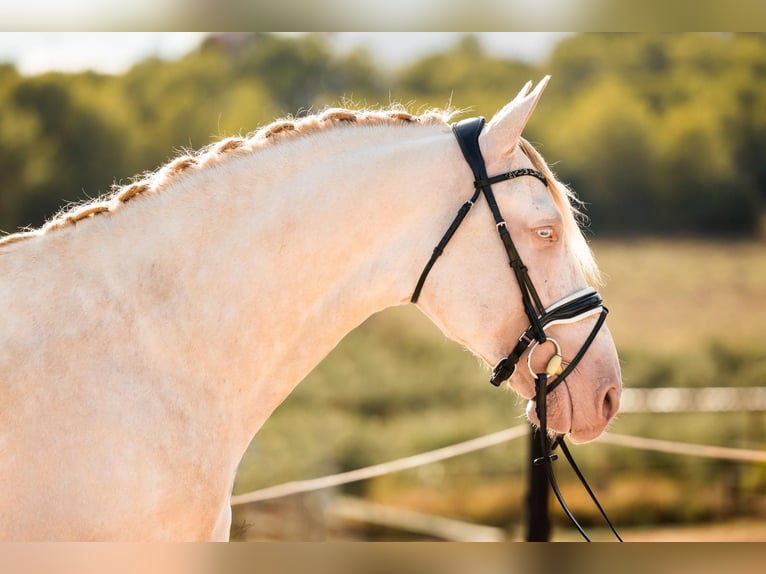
524,425,551,541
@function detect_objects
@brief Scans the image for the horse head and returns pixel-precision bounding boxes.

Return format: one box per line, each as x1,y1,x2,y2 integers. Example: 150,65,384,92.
414,78,622,443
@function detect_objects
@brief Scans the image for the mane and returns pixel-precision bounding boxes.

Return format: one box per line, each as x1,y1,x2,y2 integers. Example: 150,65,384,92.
518,137,602,286
0,105,601,289
0,106,455,249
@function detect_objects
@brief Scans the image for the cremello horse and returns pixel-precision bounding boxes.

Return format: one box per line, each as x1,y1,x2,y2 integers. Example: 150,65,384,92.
0,77,621,540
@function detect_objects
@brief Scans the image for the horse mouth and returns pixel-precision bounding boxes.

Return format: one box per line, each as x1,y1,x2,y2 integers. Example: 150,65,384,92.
525,399,612,444
523,382,610,444
524,386,573,438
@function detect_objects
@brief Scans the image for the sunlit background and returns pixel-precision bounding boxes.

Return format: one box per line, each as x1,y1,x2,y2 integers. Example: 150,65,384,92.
0,0,763,29
1,32,764,542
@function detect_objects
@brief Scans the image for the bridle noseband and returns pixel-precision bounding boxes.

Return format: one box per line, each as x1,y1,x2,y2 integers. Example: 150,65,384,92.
412,117,622,542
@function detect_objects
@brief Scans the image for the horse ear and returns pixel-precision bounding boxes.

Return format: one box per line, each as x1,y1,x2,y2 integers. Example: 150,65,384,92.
479,76,550,168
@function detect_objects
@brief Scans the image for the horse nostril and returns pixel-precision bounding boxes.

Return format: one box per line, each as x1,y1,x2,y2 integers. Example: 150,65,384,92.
602,386,620,421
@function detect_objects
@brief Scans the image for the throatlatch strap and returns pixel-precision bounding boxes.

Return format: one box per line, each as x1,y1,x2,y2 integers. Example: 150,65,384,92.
410,118,488,304
411,185,481,303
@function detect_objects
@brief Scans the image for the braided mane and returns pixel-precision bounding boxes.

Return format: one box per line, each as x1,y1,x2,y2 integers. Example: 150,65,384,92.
0,105,597,287
0,106,453,248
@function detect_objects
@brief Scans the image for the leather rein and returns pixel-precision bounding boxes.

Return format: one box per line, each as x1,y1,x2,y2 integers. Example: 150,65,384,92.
412,117,622,542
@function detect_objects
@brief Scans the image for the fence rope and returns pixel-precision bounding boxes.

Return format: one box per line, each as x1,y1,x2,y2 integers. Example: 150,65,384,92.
231,425,766,507
597,432,766,463
329,495,507,541
231,424,529,506
620,387,766,413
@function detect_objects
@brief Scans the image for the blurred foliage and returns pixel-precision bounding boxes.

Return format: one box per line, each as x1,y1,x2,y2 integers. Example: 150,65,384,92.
1,32,765,236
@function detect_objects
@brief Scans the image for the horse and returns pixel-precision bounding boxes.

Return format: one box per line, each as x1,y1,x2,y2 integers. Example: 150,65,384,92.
0,77,621,540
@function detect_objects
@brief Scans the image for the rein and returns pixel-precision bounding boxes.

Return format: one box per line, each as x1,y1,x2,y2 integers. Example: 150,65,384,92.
412,117,622,542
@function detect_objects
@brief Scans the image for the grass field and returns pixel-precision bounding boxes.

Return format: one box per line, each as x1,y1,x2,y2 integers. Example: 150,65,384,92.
233,239,766,540
593,239,766,350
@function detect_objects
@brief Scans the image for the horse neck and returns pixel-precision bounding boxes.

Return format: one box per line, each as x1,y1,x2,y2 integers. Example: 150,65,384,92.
99,123,461,442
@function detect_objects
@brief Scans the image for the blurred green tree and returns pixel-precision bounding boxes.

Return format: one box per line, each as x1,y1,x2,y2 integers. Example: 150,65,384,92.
657,101,759,234
538,79,659,234
397,34,534,114
10,73,130,229
0,33,764,237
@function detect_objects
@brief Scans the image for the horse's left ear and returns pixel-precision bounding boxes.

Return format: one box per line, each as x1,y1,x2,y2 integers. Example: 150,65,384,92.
479,76,550,169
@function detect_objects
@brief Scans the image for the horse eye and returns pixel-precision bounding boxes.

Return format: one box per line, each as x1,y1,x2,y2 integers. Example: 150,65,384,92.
536,228,554,240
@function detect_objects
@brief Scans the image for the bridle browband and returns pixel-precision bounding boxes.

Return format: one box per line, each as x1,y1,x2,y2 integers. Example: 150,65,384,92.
412,117,622,542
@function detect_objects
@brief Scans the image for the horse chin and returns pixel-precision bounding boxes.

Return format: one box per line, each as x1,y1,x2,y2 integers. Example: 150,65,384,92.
523,391,572,440
523,393,610,445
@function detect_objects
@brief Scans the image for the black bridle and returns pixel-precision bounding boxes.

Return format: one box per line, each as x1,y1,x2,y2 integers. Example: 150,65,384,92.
412,117,622,542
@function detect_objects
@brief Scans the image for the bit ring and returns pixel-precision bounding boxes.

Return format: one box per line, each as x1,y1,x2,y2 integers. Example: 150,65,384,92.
527,337,563,379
